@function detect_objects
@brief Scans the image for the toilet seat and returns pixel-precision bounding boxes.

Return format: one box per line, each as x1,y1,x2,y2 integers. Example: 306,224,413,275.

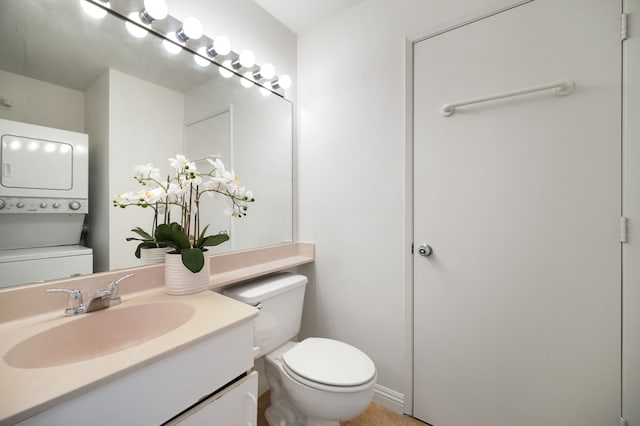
282,338,376,391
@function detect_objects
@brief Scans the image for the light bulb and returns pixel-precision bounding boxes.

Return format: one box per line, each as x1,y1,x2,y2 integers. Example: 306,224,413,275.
271,74,292,90
213,36,231,56
241,72,255,88
8,139,22,151
126,12,148,38
163,32,182,54
194,47,210,67
219,60,233,78
80,0,107,19
177,17,203,41
276,74,292,89
140,0,167,24
234,50,255,69
255,63,275,80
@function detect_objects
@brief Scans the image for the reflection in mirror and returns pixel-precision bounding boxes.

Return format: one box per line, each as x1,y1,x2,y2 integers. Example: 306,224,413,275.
0,0,293,288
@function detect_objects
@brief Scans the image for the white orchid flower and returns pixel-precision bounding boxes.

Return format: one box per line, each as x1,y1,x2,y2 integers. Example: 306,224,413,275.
169,154,196,172
144,187,166,203
165,182,182,202
218,170,231,179
133,163,160,181
188,175,203,186
202,179,222,193
206,158,225,170
114,191,135,206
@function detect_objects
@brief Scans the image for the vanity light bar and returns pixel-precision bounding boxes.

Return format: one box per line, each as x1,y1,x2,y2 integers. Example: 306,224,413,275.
82,0,292,97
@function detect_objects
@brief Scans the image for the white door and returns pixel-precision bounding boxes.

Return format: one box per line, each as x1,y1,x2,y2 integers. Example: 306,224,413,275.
413,1,621,426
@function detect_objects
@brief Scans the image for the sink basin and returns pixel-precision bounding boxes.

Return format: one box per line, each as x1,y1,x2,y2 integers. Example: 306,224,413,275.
4,302,195,369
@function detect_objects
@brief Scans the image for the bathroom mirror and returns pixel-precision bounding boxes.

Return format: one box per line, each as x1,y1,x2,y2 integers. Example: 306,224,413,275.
0,0,293,287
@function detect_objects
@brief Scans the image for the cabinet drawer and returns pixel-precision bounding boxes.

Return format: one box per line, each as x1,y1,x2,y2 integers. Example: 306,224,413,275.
168,371,258,426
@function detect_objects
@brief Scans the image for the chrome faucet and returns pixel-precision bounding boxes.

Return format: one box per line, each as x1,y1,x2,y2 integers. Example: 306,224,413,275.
45,273,135,316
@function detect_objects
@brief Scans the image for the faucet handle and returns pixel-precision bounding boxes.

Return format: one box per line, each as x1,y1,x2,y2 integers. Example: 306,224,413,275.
45,288,85,316
107,273,135,306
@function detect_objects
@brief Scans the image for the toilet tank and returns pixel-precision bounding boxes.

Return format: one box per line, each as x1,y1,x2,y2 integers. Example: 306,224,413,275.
223,273,307,355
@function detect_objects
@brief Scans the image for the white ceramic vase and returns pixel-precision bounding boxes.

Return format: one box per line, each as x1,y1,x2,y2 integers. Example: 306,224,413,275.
139,247,172,265
164,250,210,295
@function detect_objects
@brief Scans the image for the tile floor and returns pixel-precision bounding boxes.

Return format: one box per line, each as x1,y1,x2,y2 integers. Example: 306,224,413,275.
257,391,427,425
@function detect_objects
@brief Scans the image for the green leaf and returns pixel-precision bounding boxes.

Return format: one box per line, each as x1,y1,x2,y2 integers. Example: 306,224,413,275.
130,227,153,240
126,237,148,242
181,248,205,273
199,233,230,247
196,224,210,247
155,223,191,250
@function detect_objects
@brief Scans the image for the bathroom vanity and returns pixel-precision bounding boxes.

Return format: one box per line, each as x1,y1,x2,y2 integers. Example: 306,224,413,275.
0,243,315,425
0,290,258,425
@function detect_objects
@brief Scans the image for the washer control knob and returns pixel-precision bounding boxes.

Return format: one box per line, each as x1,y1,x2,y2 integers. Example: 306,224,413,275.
69,201,81,211
53,202,61,209
0,199,5,209
16,202,25,209
40,202,48,209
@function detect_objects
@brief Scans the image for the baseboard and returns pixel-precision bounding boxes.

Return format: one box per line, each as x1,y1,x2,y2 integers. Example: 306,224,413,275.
373,384,405,414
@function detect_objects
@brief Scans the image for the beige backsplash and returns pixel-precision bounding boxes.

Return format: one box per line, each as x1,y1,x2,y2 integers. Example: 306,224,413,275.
0,242,315,324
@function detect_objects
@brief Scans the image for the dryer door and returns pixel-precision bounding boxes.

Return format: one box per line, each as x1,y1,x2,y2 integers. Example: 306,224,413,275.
1,134,73,190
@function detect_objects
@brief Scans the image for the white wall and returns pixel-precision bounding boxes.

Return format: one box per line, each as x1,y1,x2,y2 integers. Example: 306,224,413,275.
108,69,185,270
85,71,110,272
86,69,185,272
184,77,293,253
0,70,84,132
296,0,544,411
231,95,293,251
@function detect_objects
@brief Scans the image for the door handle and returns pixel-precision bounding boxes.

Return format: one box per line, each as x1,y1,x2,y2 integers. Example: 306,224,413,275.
418,244,433,257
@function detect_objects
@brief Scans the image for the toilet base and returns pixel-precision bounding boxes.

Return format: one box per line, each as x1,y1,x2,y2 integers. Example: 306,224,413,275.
264,398,303,426
265,403,339,426
304,420,339,426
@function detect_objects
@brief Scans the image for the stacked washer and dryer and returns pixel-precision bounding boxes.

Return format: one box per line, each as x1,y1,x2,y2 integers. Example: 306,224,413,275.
0,118,92,288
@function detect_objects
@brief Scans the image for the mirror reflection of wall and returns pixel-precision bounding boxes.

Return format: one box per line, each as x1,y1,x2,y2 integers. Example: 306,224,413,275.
0,0,293,286
184,77,293,254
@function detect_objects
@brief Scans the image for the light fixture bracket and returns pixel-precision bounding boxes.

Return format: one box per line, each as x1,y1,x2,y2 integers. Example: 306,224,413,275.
139,10,154,25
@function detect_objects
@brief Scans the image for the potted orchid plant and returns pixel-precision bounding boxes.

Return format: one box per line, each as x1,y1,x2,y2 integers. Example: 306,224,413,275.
115,164,172,263
114,155,254,294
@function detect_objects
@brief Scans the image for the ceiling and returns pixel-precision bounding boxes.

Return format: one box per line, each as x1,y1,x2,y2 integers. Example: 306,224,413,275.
252,0,366,34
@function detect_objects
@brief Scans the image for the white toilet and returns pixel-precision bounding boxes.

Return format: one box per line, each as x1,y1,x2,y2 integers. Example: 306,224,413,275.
224,273,377,426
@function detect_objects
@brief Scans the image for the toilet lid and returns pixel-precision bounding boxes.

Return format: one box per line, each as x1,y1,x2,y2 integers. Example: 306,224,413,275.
282,338,376,387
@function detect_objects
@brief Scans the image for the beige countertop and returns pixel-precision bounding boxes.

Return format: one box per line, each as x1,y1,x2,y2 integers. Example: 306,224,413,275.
0,288,258,425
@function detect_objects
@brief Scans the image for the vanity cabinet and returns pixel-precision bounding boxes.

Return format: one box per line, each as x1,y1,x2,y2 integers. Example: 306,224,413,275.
15,320,256,426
